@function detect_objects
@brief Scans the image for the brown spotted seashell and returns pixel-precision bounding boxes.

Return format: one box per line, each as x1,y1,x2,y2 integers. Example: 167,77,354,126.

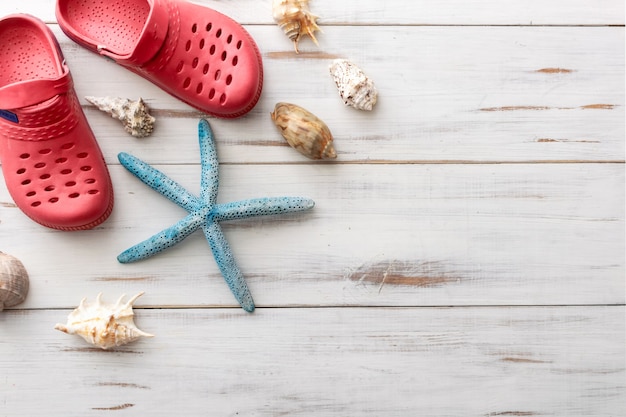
271,102,336,160
272,0,321,53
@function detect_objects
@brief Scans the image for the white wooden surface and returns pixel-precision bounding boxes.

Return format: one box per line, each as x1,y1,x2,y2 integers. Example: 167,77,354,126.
1,1,624,415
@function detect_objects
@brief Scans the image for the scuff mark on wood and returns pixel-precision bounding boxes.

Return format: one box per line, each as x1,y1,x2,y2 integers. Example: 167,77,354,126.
486,412,538,417
92,403,134,411
240,139,290,148
265,51,343,60
62,347,144,354
536,138,601,143
581,104,616,110
535,68,574,74
549,366,624,375
144,108,206,119
348,260,460,289
501,357,551,364
480,104,617,112
92,275,157,282
480,105,552,112
96,382,150,390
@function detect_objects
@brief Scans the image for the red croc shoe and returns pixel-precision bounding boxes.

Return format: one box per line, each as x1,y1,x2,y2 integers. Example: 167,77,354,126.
0,14,113,231
56,0,264,119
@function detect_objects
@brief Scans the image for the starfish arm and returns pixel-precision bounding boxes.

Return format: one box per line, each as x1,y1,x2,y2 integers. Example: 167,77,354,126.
117,211,206,263
118,152,201,211
198,120,219,205
202,221,255,312
214,197,315,222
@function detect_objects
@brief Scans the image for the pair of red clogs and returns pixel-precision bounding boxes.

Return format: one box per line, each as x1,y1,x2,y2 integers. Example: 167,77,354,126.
0,0,263,230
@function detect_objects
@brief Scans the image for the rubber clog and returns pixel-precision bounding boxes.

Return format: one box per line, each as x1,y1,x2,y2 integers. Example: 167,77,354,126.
0,14,113,231
56,0,264,119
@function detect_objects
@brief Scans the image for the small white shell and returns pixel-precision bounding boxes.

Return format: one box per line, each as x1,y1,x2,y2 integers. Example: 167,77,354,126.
86,96,155,138
272,0,321,53
329,59,378,111
54,292,153,350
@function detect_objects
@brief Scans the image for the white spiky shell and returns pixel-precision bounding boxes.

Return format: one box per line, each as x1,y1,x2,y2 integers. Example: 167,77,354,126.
272,0,321,53
329,59,378,111
85,96,155,138
54,292,153,350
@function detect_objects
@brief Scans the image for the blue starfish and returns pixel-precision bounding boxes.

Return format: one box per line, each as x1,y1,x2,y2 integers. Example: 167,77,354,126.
116,119,315,312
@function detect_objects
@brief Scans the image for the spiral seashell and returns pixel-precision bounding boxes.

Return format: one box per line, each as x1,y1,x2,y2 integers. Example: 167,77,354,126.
329,59,378,111
270,102,336,160
55,292,153,350
272,0,321,53
85,96,155,138
0,252,29,311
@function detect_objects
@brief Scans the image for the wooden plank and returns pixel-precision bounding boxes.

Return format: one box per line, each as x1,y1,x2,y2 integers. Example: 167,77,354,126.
1,163,623,309
1,306,624,416
2,0,623,25
1,2,623,416
45,25,624,164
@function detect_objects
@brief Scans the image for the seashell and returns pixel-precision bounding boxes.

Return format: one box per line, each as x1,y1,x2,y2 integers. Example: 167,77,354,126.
85,96,155,138
329,59,378,111
271,102,336,160
55,292,153,350
272,0,321,53
0,252,29,311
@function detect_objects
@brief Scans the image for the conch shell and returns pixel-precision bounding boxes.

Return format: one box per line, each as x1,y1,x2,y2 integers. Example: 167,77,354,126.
329,59,378,111
55,292,153,350
272,0,321,53
271,102,336,160
85,96,155,138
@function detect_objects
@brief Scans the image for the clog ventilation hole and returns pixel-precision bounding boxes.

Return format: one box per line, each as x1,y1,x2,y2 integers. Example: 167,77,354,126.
16,143,101,208
176,22,243,106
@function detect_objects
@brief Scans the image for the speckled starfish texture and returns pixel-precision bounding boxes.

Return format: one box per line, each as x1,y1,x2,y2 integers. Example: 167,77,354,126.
117,119,315,312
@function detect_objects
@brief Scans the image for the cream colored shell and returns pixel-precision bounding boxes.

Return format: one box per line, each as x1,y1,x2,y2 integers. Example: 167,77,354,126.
329,59,378,111
85,96,155,138
272,0,321,53
54,292,153,350
271,102,336,160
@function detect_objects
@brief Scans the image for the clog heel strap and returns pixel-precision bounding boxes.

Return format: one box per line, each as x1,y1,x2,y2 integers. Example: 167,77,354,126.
0,67,79,142
0,71,73,111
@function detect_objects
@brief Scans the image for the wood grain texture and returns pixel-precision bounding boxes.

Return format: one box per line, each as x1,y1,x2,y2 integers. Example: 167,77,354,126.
52,25,625,164
1,307,624,416
1,163,623,308
1,0,623,25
